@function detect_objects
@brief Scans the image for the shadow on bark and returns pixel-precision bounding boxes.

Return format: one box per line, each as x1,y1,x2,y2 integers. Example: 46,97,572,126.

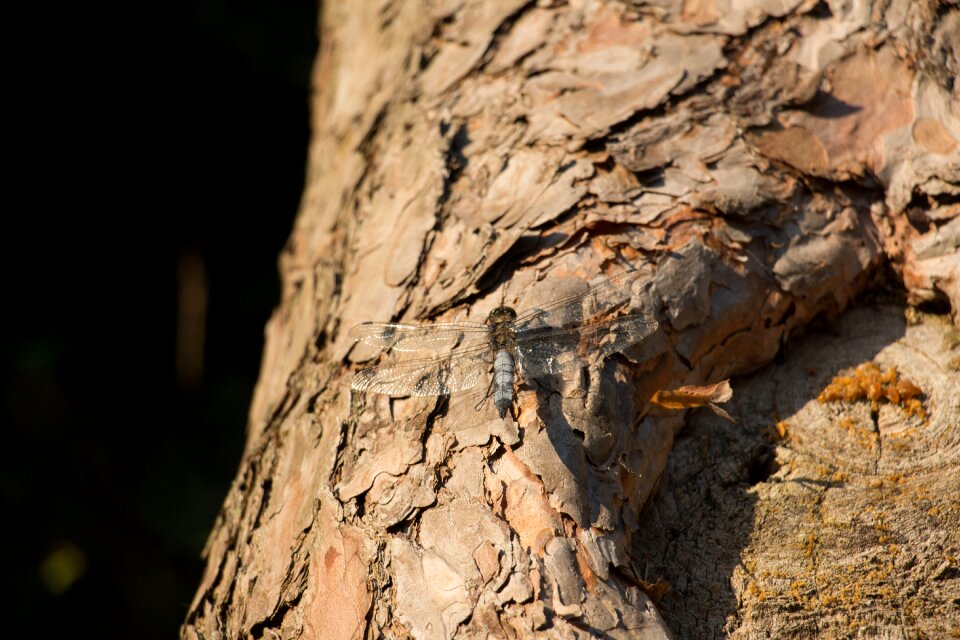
631,304,907,638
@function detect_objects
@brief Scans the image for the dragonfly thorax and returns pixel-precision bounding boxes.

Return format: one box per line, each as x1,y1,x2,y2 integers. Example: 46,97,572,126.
486,306,518,351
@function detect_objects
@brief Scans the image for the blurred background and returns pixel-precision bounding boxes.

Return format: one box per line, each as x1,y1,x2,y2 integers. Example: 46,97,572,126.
4,1,316,636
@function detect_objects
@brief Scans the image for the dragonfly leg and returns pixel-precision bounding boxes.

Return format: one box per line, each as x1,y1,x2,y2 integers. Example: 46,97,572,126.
474,375,495,413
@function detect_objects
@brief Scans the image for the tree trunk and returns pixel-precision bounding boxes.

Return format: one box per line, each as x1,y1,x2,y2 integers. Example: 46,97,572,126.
183,1,959,638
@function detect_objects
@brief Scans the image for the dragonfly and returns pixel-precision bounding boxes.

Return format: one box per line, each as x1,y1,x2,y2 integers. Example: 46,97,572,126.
349,269,659,418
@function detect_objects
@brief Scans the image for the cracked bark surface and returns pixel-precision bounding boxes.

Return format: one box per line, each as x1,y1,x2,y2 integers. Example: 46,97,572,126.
182,1,959,638
634,306,959,638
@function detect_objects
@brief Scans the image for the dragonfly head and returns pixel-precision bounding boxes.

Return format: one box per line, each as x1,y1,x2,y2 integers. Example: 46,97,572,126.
486,306,517,326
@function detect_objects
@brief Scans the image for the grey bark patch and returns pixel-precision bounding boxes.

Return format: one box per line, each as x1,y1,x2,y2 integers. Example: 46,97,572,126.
654,240,715,331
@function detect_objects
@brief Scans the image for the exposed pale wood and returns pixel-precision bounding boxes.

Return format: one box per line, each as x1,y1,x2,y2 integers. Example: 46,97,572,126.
183,1,959,638
634,306,960,638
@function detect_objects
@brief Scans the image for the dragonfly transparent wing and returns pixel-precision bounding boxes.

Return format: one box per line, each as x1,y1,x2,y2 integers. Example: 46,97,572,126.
349,321,489,352
351,344,491,396
515,314,659,379
513,269,649,332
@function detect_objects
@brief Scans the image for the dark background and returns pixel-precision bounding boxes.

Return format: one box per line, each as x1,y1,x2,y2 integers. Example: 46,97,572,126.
5,1,316,636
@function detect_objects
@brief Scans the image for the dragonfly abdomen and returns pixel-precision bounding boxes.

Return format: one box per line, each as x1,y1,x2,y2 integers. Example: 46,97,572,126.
493,348,514,417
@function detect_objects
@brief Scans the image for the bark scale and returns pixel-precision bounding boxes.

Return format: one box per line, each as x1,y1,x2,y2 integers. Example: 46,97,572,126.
184,1,959,638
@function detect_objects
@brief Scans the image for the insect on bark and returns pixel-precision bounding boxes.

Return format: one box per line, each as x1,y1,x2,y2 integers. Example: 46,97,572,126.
348,269,659,418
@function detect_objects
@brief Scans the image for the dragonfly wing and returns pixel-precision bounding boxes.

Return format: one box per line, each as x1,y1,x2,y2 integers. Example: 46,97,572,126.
349,321,489,352
515,314,659,379
516,347,567,379
351,346,491,396
513,268,651,331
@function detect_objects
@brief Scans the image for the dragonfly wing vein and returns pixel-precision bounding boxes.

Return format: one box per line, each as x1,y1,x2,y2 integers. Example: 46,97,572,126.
513,269,649,331
515,314,658,379
349,321,489,352
351,346,490,396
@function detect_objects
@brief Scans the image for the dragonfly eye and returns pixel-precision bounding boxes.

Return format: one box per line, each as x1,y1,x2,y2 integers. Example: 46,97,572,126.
486,306,517,324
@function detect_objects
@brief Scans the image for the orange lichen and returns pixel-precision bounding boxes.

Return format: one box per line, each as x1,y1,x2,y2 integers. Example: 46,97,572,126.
788,578,809,606
837,415,877,449
745,579,771,602
774,420,790,438
818,362,926,419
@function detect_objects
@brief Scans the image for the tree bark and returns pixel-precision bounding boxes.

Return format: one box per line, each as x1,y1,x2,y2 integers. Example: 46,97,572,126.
183,1,959,638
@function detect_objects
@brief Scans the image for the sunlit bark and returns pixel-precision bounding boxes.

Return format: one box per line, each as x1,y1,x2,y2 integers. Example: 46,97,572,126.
184,2,959,638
